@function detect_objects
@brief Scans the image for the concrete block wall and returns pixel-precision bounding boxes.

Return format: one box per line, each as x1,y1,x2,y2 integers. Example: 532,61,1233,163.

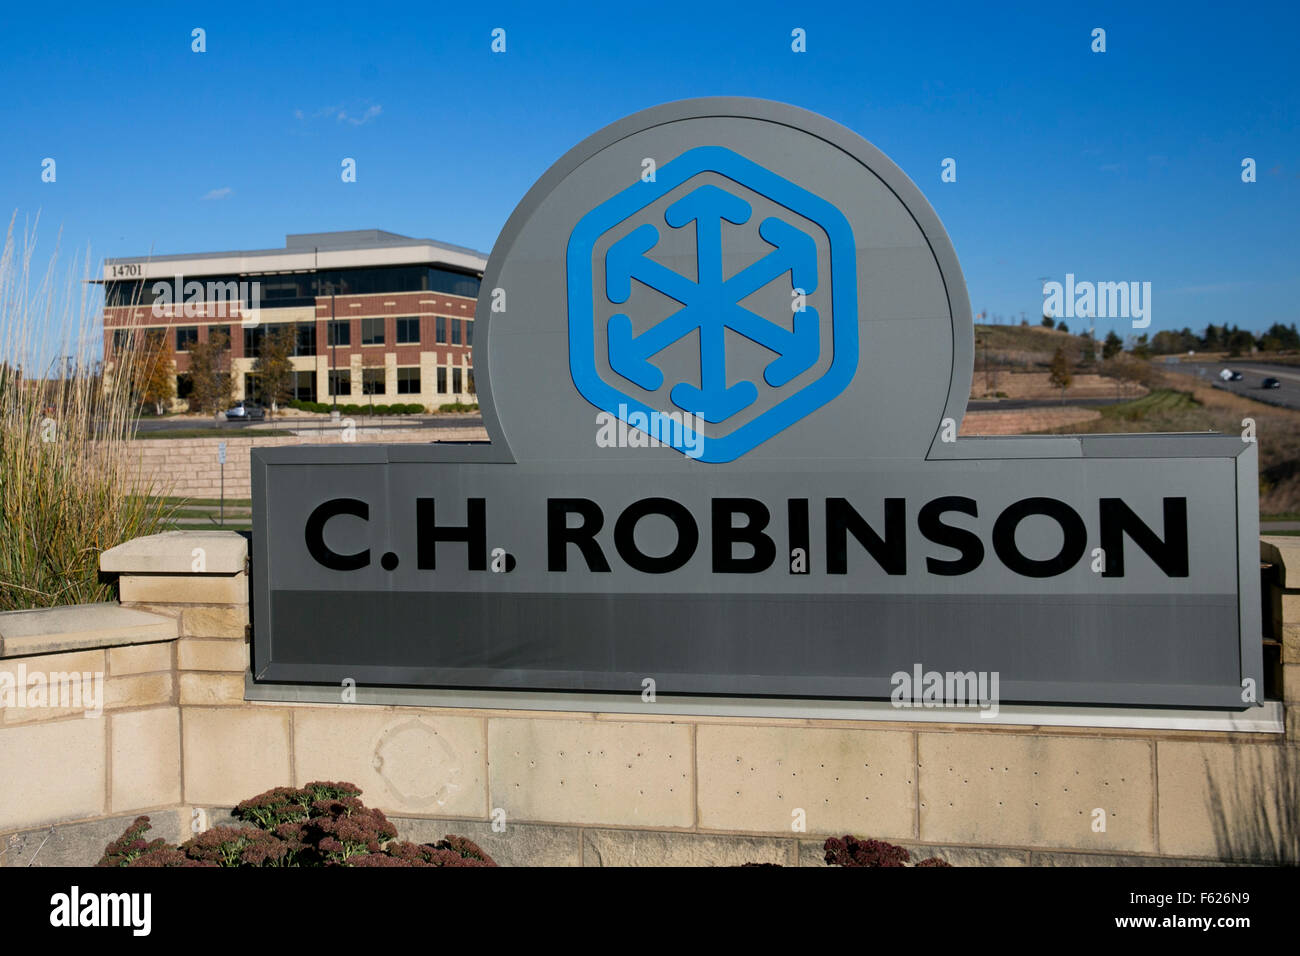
127,408,1093,501
2,531,1296,866
124,425,487,498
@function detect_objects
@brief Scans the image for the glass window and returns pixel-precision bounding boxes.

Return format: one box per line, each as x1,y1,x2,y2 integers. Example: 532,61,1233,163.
397,367,420,393
436,316,447,344
437,367,447,393
328,370,351,397
209,325,232,349
361,317,384,345
294,370,316,402
451,321,462,345
452,368,462,393
362,368,385,394
244,325,263,358
176,327,199,352
327,320,350,347
176,373,193,399
295,322,317,356
396,317,419,344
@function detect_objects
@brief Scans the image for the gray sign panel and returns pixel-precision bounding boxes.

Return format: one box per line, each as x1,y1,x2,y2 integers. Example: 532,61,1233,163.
252,98,1261,709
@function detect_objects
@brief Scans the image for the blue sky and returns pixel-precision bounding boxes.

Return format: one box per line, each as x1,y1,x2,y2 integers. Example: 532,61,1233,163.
1,0,1296,342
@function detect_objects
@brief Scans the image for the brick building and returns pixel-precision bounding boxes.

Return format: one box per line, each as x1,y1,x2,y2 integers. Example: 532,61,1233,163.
97,230,486,411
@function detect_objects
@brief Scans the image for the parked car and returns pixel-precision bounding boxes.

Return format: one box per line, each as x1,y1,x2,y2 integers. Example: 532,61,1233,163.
1230,371,1244,381
1261,377,1282,389
225,400,266,420
1219,368,1232,381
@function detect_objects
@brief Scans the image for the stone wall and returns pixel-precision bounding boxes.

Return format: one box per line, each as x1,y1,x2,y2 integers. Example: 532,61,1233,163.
960,407,1101,436
127,424,488,498
131,408,1092,500
2,530,1296,867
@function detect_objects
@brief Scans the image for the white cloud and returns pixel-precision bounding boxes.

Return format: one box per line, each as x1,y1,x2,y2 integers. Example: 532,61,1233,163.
295,103,383,126
202,187,233,201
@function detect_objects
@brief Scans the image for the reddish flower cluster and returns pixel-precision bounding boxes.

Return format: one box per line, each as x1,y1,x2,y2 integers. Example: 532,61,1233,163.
823,835,952,868
96,783,496,867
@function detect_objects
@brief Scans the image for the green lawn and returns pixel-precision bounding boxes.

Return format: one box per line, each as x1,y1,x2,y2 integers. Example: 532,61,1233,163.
146,496,252,531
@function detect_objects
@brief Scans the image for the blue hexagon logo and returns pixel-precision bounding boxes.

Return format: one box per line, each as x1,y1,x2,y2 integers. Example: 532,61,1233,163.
566,145,859,463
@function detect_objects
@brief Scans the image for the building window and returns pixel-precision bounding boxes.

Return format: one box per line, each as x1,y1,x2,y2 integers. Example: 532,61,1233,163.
451,320,462,345
396,367,420,394
209,325,232,348
328,370,351,398
437,367,447,393
243,325,263,358
176,327,199,352
294,370,316,402
361,317,384,346
436,316,447,344
327,320,350,347
176,373,193,400
295,322,317,357
452,368,462,394
362,368,385,395
396,317,419,344
112,329,135,354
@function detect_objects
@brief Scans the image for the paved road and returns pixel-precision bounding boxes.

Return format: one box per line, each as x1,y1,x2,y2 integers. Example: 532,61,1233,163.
133,414,485,433
1167,361,1300,411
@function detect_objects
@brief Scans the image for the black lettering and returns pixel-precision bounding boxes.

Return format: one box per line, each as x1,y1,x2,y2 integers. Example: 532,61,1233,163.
1099,497,1188,577
614,498,698,573
547,498,611,572
826,498,906,574
992,497,1086,577
712,498,776,573
305,498,369,571
416,498,487,570
918,496,984,575
788,498,810,574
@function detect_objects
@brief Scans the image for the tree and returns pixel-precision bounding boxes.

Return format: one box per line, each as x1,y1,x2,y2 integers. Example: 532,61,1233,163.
132,329,174,416
252,325,297,415
1041,315,1055,329
1102,330,1123,360
1048,347,1072,402
188,329,233,414
1105,355,1155,398
1130,333,1151,360
1079,332,1097,366
1227,327,1254,357
1057,321,1069,334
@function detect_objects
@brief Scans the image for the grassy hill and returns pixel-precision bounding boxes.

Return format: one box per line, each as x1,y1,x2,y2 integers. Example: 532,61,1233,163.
974,323,1094,370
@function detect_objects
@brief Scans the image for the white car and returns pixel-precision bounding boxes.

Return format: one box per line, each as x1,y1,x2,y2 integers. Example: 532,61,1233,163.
1219,368,1233,381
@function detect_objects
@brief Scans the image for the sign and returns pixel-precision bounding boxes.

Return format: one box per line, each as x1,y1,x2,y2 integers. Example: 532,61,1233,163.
252,98,1261,709
217,441,227,465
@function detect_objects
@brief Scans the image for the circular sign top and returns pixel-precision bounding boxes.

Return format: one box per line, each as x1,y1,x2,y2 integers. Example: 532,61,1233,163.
474,97,973,466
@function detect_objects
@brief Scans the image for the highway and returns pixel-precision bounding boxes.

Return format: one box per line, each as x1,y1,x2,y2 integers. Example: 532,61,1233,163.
1167,361,1300,412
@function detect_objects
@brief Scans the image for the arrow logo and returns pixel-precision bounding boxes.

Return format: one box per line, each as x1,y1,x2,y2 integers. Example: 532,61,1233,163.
605,183,821,424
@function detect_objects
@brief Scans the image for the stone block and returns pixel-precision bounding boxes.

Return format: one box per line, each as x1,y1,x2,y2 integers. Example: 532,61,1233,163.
697,724,915,838
918,731,1155,853
293,707,486,818
488,717,693,828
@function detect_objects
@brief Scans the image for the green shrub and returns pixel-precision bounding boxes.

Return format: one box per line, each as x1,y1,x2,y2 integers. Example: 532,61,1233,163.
438,402,480,413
